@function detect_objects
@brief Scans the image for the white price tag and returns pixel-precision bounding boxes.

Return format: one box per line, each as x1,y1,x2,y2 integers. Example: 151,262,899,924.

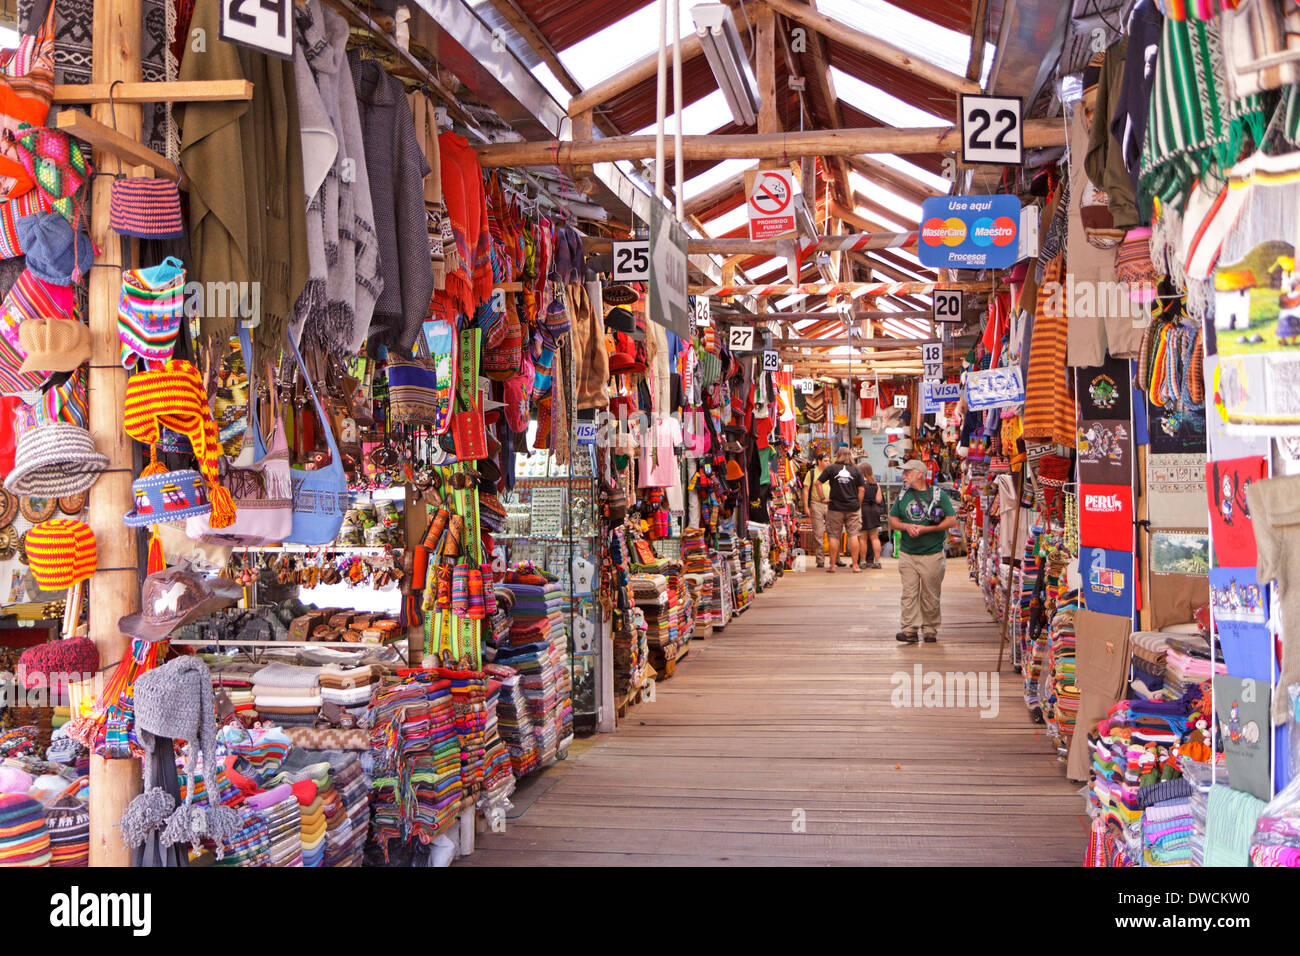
932,289,963,324
960,94,1023,166
728,325,756,352
612,240,650,281
762,349,779,373
219,0,293,59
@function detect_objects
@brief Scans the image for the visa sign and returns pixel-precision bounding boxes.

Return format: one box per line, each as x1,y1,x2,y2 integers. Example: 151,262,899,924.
918,194,1020,270
921,381,961,414
965,365,1025,410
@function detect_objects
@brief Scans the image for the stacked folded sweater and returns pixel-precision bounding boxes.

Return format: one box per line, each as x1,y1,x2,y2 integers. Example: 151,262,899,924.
1142,797,1195,866
252,663,323,727
319,664,378,719
324,753,370,866
1044,593,1079,747
1164,637,1225,700
1129,631,1170,699
0,793,49,866
213,805,271,867
293,780,327,867
481,677,514,797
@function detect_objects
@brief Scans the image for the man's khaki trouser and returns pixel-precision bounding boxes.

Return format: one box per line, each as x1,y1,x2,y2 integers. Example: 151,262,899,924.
899,551,945,636
809,500,828,558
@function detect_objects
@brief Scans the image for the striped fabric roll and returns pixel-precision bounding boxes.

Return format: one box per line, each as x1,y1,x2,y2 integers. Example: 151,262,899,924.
27,518,95,590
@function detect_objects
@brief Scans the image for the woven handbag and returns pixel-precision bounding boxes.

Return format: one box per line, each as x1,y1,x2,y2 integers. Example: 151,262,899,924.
285,337,348,545
186,325,293,546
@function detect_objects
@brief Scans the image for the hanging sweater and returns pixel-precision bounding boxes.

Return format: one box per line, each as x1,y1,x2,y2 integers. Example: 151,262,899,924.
178,0,309,352
348,51,433,354
291,0,382,355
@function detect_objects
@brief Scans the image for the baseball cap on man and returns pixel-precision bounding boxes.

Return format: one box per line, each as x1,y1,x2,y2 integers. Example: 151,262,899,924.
901,459,927,474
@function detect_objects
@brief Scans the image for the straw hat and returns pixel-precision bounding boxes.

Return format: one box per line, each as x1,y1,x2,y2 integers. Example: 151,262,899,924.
3,422,108,497
17,317,90,375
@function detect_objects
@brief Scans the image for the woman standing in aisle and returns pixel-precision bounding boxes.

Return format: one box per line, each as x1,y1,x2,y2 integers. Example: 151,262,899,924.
802,451,830,567
857,461,883,570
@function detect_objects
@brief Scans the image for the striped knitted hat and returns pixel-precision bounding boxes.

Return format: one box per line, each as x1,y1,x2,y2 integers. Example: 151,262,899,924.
0,793,50,867
109,177,185,240
118,257,186,368
3,421,108,497
123,359,235,528
27,519,95,590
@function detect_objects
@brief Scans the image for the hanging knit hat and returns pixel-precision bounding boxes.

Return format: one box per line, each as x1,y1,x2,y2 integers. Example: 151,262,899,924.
26,519,95,590
123,359,235,528
14,212,93,285
17,636,99,688
0,793,50,866
129,655,240,857
122,468,211,527
3,422,107,497
17,317,90,376
109,177,185,240
118,257,186,368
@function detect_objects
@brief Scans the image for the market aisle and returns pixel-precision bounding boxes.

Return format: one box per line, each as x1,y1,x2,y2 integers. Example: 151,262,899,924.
466,561,1090,866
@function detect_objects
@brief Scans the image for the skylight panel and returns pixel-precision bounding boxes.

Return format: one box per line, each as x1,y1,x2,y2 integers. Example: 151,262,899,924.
702,203,748,237
819,0,971,75
867,154,952,193
831,67,949,129
850,171,922,223
557,3,695,90
682,159,754,201
634,89,734,137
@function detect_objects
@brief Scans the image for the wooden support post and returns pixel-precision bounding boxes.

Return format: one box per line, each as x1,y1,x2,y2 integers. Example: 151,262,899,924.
755,4,779,171
87,0,142,868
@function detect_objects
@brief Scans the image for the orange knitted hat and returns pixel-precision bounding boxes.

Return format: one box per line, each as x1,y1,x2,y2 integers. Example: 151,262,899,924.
123,359,235,528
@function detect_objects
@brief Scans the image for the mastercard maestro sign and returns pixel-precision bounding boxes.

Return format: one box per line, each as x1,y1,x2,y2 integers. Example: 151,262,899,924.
918,194,1020,270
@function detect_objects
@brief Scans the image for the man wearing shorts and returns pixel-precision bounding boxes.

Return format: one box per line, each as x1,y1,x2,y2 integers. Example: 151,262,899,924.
889,459,956,642
817,447,865,573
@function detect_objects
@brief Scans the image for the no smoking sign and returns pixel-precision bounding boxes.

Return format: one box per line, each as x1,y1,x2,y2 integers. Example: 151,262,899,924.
746,168,796,241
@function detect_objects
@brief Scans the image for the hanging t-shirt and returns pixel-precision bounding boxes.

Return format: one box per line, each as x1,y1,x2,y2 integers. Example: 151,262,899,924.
638,415,683,489
817,463,864,513
1079,483,1134,551
1207,456,1266,568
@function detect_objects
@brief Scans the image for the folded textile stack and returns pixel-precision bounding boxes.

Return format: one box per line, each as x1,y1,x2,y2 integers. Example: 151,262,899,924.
1249,778,1300,867
1013,530,1042,671
179,755,244,809
220,725,292,783
444,668,490,799
1043,593,1079,750
480,677,514,799
208,657,261,724
43,795,88,867
684,571,717,636
1183,758,1218,866
214,805,272,867
367,674,462,853
0,793,49,866
325,752,371,866
485,663,540,778
1130,631,1171,699
496,570,572,765
319,664,378,719
293,780,327,867
266,758,353,868
246,783,302,867
1142,797,1195,866
1164,637,1225,700
251,662,323,728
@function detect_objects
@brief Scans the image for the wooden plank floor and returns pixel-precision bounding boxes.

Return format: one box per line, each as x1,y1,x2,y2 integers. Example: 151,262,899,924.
465,558,1090,866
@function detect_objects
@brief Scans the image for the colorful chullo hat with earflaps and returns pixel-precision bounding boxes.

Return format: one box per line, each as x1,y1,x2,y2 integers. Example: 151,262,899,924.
123,358,236,571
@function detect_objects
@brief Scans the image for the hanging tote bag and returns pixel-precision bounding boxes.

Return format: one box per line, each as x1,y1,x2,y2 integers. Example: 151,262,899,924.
286,337,348,545
0,2,55,201
185,324,293,545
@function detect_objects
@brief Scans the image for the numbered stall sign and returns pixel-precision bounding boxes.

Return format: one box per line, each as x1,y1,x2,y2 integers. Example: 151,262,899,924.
932,289,963,324
612,240,650,281
728,325,757,353
960,94,1023,166
762,350,779,373
799,379,815,394
220,0,294,58
894,393,908,410
922,342,943,381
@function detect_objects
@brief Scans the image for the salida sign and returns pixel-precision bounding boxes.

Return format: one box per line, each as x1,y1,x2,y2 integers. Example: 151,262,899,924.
918,194,1019,270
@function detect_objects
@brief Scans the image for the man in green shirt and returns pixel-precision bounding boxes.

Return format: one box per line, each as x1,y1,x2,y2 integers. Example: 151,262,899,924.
888,459,957,644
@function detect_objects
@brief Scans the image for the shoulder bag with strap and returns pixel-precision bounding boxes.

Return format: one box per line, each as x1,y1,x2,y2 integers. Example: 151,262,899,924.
286,336,349,544
186,323,293,545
